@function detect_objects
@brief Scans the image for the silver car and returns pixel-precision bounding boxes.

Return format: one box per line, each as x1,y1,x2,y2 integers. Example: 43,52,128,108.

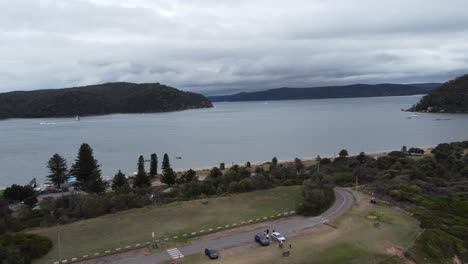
271,232,286,242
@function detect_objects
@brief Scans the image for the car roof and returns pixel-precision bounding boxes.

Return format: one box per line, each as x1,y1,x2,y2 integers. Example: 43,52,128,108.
272,232,282,236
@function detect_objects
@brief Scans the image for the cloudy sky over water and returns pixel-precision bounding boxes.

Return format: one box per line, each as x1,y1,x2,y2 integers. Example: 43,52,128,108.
1,0,468,95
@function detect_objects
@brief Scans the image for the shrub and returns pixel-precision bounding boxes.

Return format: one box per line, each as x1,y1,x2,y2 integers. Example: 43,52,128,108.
388,151,406,157
0,233,52,261
3,185,35,203
297,179,335,216
412,229,468,262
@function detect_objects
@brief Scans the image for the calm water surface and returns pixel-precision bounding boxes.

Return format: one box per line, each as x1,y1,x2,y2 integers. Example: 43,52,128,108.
1,95,468,187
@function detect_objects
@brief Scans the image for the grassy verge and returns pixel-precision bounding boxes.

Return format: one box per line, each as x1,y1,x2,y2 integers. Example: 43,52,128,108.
31,186,301,264
163,192,421,264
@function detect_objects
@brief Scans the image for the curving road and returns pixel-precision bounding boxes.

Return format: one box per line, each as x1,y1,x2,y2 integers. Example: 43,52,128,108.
91,188,354,264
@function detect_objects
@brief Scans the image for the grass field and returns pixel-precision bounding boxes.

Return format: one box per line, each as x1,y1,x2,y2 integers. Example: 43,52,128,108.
163,192,421,264
31,186,301,264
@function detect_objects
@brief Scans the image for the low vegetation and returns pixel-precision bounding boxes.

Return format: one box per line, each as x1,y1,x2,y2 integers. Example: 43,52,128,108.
162,195,421,264
0,233,52,264
30,187,301,264
2,140,467,263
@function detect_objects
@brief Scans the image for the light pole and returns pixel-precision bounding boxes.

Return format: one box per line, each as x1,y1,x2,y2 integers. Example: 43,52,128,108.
57,222,62,261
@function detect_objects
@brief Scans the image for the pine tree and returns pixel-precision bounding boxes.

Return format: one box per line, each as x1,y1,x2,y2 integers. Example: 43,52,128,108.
294,157,304,171
86,169,106,193
150,153,158,177
161,154,176,186
46,154,69,188
71,143,100,190
161,167,176,186
162,153,170,172
339,149,349,158
272,157,278,165
112,170,129,190
181,169,197,182
134,155,150,188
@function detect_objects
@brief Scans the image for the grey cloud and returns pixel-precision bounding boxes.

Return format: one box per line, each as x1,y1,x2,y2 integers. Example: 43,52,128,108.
0,0,467,95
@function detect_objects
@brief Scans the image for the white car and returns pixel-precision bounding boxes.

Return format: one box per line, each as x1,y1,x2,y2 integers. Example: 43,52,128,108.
271,232,286,242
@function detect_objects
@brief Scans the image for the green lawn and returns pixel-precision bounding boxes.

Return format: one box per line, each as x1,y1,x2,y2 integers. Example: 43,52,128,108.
163,192,421,264
31,186,301,264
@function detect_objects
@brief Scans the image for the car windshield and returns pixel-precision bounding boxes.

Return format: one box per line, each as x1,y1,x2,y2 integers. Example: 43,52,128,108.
208,249,217,254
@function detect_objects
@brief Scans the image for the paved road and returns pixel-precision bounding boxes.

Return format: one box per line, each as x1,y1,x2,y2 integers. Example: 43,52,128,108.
92,188,354,264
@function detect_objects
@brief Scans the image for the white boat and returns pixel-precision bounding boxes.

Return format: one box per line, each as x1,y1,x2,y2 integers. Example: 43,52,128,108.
407,114,420,119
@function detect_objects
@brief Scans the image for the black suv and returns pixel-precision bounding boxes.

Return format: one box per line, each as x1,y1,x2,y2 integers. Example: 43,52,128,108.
205,248,219,259
255,234,270,246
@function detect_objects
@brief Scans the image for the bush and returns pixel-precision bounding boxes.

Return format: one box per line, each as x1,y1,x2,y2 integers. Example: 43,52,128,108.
0,233,52,261
388,151,406,158
3,185,35,203
413,229,468,262
297,179,335,216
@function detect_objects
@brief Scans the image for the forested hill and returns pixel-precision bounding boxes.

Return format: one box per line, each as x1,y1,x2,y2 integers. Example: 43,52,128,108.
408,74,468,113
208,83,440,102
0,82,213,119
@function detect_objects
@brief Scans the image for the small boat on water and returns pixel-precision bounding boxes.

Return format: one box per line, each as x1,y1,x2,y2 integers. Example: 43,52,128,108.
407,114,420,119
175,156,182,160
434,118,451,121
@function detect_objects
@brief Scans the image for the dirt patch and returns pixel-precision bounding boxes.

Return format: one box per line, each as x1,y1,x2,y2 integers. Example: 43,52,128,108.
367,215,378,220
386,246,403,256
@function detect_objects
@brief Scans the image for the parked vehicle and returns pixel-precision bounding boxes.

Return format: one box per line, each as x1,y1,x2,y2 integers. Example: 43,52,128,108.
271,232,286,242
255,233,270,246
205,248,219,259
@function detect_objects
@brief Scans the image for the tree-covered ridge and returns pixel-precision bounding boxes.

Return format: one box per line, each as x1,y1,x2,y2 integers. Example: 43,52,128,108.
0,82,213,119
408,74,468,113
208,83,439,102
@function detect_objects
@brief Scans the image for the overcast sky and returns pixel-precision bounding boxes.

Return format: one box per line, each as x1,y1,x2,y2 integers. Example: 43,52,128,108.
1,0,468,95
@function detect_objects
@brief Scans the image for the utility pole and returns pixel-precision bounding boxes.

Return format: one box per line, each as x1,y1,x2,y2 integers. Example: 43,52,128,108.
355,174,358,192
57,223,62,261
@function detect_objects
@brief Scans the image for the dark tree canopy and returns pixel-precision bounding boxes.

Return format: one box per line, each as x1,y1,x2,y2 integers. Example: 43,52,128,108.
46,154,69,188
3,185,35,203
294,157,304,171
0,82,213,119
181,169,198,183
408,74,468,113
272,157,278,165
209,83,438,102
161,154,176,186
71,143,100,189
85,169,106,193
298,178,335,216
209,167,223,179
339,149,349,158
133,155,150,188
161,168,176,186
112,170,129,190
150,153,158,177
162,154,171,172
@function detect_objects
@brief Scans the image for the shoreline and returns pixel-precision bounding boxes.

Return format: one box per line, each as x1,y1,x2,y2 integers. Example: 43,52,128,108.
0,146,436,190
175,146,435,175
